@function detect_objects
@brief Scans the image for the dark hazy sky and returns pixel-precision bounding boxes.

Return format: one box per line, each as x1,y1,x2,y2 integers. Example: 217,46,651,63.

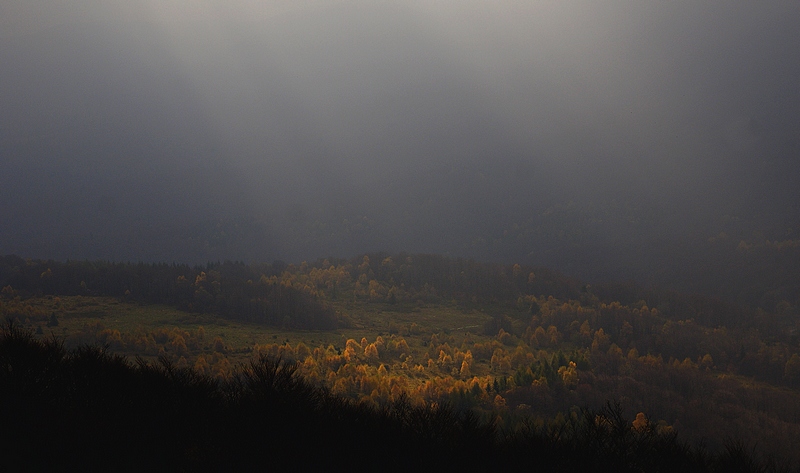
2,1,799,283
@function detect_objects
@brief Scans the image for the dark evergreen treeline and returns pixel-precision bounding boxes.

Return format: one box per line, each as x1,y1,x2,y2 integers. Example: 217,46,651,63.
1,322,791,472
0,253,795,338
0,255,336,329
0,252,788,333
0,253,579,306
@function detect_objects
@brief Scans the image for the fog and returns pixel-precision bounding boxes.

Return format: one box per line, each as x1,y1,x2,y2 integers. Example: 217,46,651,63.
2,1,799,290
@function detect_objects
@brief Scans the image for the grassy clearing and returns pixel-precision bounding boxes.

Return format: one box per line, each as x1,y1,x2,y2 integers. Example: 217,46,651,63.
26,296,496,363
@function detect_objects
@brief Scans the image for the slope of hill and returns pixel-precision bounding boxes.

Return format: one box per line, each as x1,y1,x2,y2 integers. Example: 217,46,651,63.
2,254,800,467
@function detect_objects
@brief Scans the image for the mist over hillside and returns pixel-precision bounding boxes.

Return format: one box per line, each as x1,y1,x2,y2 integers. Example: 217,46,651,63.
2,1,799,304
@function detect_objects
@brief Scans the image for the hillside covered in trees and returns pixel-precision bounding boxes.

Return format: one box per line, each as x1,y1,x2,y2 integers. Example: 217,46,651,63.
2,254,800,469
0,321,791,472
